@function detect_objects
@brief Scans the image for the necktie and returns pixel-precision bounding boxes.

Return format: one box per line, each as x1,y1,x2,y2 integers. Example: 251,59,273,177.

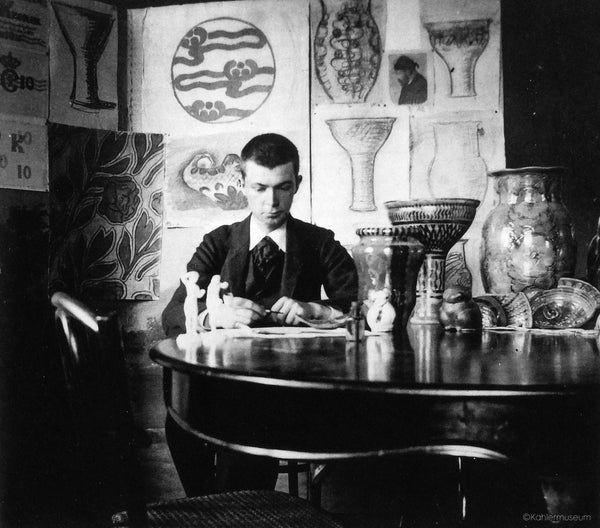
246,236,283,306
253,236,280,281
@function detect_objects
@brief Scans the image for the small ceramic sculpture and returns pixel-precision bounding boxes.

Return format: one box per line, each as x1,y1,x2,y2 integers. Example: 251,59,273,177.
366,288,396,332
439,286,482,332
181,271,203,334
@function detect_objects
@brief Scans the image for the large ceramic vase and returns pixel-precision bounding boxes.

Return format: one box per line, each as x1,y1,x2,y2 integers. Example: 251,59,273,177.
352,227,425,331
327,118,395,211
385,199,480,324
428,121,487,201
445,239,472,293
587,216,600,289
314,0,381,103
424,19,491,98
52,1,116,110
481,167,576,293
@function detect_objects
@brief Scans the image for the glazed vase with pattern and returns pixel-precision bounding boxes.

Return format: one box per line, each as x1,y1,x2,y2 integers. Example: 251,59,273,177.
428,122,487,201
327,118,395,211
587,216,600,289
385,199,480,324
351,227,425,331
424,19,490,98
480,167,576,294
314,0,381,103
445,239,472,293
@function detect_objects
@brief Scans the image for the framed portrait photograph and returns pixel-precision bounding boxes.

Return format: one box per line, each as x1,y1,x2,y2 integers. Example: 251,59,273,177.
388,51,431,106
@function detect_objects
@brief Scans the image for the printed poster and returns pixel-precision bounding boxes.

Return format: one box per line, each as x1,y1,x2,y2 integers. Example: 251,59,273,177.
48,124,165,300
0,118,47,191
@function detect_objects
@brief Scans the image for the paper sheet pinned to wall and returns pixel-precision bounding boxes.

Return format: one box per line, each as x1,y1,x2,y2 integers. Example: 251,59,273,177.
127,0,309,138
0,0,49,51
48,124,165,300
48,0,118,129
0,118,47,191
0,43,48,121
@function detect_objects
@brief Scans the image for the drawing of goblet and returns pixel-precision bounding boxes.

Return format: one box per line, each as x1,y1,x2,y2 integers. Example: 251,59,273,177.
424,19,491,97
385,199,480,324
327,118,395,211
52,1,116,111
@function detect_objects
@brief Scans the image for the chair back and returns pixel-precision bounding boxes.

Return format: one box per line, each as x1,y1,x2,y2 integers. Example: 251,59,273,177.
51,292,147,527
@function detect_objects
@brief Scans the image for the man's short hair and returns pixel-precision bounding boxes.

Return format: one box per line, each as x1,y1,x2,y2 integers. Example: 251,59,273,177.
241,133,300,178
394,55,418,72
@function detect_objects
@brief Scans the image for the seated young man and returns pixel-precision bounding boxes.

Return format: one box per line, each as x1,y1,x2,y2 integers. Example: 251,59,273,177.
161,133,357,495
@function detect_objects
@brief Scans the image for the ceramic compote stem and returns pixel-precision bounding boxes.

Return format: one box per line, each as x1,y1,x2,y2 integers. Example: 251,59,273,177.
480,167,576,293
385,199,480,324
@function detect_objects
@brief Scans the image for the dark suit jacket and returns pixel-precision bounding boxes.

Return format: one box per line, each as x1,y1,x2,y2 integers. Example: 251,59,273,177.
398,72,427,105
162,215,358,336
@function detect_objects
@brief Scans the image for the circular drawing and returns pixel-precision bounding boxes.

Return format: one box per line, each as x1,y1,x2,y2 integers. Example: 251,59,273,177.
171,17,275,124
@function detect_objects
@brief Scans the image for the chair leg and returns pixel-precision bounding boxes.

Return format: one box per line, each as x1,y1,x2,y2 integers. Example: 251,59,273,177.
287,461,299,497
309,463,331,507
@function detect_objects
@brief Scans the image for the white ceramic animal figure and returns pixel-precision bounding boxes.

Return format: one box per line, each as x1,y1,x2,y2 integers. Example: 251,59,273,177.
366,288,396,332
181,271,203,334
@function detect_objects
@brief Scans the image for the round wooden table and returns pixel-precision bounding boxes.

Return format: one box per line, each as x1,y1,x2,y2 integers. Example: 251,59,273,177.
152,327,600,471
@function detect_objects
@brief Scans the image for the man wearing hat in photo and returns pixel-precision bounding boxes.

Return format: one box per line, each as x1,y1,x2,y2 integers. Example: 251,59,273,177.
394,55,428,105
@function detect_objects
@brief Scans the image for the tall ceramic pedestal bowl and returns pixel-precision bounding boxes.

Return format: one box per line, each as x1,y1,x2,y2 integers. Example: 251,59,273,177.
385,198,480,324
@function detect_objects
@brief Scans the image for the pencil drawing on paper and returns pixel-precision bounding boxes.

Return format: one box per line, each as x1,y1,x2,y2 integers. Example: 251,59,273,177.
171,17,275,123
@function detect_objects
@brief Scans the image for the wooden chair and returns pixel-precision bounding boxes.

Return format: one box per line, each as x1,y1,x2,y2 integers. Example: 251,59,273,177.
50,291,343,528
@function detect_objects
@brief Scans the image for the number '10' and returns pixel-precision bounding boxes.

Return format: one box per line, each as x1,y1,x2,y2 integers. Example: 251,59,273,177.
17,165,32,179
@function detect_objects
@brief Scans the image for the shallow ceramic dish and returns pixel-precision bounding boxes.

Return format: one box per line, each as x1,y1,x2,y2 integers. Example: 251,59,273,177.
474,293,532,328
529,287,596,329
557,277,600,309
296,314,349,330
473,295,508,328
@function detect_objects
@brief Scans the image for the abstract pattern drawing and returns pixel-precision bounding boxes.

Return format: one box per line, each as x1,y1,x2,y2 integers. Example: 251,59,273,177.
51,1,116,111
171,17,275,123
182,152,246,210
49,124,165,300
314,0,381,103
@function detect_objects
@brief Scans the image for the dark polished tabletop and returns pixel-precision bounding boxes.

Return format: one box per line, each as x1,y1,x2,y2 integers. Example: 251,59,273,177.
151,326,600,395
152,325,600,472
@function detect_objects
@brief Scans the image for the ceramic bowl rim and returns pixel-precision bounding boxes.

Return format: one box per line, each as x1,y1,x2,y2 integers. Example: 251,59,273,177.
529,287,596,328
384,198,480,208
488,166,565,177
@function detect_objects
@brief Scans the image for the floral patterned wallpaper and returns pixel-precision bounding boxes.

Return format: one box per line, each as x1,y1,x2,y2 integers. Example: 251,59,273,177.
48,124,165,300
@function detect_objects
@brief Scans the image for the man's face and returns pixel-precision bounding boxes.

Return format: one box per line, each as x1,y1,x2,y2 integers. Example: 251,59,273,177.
396,69,409,86
244,159,300,231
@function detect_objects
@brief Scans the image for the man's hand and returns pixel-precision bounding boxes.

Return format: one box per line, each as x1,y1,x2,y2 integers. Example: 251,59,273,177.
205,275,265,329
270,297,334,326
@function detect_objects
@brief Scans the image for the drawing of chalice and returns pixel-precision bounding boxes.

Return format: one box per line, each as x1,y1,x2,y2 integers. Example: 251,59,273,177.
51,1,116,111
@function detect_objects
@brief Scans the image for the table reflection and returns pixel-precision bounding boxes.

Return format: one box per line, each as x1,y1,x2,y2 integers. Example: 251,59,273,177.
167,326,600,388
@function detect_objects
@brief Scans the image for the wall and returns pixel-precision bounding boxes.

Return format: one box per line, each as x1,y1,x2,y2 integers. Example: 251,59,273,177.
2,0,599,520
502,0,600,279
121,0,505,354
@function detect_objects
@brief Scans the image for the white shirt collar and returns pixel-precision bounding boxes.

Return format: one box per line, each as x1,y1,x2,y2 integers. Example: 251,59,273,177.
249,215,287,253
